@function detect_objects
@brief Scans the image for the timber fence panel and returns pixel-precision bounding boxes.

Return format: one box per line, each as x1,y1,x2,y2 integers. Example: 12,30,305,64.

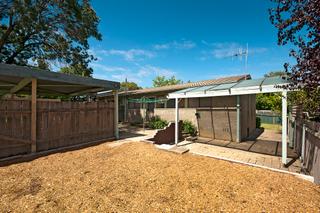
0,100,115,158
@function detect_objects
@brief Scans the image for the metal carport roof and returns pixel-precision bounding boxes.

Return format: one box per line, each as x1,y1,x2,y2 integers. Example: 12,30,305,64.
167,76,289,99
0,63,120,96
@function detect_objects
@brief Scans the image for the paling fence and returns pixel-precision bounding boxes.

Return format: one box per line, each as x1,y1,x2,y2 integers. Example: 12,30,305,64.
0,100,114,158
289,106,320,184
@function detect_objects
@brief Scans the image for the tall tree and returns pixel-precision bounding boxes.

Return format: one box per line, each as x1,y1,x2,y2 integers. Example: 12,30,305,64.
269,0,320,116
0,0,101,76
264,71,286,78
152,75,182,87
120,81,141,91
60,65,91,77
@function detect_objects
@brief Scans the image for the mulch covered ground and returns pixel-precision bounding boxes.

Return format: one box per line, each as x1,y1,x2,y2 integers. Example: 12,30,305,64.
0,141,319,212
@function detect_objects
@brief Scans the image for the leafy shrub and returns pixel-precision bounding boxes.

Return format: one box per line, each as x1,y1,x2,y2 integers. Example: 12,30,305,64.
182,120,197,136
149,116,168,129
256,117,261,128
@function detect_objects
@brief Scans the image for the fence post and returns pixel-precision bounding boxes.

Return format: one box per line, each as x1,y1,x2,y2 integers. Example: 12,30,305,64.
31,78,37,153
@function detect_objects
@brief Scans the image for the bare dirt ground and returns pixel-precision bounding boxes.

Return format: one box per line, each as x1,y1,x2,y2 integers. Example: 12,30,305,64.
0,141,319,212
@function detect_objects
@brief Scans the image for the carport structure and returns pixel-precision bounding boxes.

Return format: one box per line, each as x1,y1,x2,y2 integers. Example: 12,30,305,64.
168,76,290,164
0,64,120,158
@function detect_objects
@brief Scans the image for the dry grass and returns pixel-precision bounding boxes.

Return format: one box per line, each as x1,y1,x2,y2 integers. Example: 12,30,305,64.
0,141,319,212
261,123,282,132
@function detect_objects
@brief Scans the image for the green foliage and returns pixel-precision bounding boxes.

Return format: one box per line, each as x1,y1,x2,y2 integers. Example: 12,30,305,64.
152,75,182,87
256,93,282,112
120,81,141,91
182,120,197,136
149,116,168,129
270,0,320,117
264,71,286,77
256,71,283,112
256,117,261,128
60,64,92,77
0,0,101,74
288,89,320,120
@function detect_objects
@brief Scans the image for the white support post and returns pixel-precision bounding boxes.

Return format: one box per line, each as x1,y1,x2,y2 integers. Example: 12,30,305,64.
114,90,119,139
236,95,241,142
281,90,287,164
175,98,179,145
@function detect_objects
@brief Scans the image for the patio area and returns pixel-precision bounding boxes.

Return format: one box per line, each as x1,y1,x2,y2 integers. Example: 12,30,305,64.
177,129,304,176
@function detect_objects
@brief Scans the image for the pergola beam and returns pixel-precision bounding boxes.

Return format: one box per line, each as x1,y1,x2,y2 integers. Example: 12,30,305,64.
68,87,105,96
10,77,32,94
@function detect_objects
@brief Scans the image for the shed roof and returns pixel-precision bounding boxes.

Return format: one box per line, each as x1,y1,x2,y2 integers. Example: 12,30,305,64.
168,76,289,99
98,74,251,98
0,63,120,96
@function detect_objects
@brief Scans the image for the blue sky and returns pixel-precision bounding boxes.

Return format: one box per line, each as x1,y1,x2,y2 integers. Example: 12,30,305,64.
88,0,294,87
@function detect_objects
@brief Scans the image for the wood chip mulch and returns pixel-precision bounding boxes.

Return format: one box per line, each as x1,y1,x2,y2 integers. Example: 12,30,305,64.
0,141,319,212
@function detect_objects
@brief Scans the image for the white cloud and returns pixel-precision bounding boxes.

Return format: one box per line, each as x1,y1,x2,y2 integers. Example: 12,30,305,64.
91,63,129,72
200,42,267,59
138,65,175,77
153,40,196,50
111,74,142,83
98,48,155,61
112,65,175,83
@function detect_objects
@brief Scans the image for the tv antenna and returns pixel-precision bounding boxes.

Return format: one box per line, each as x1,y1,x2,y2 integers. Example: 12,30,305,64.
230,43,249,72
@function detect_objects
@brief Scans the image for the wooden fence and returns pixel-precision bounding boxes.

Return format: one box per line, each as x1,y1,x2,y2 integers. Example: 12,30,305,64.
290,106,320,184
0,100,114,158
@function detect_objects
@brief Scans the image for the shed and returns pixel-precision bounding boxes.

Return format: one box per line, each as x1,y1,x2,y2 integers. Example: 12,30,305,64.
0,64,120,158
168,76,290,164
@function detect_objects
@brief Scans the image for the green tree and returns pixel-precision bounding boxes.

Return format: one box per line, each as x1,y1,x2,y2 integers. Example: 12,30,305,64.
152,75,182,87
0,0,101,75
269,0,320,117
264,71,286,78
256,93,282,112
120,81,141,91
60,65,92,77
256,71,284,112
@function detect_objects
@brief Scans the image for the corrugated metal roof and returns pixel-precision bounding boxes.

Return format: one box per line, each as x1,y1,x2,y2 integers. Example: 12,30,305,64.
168,76,289,98
98,74,251,97
0,63,120,96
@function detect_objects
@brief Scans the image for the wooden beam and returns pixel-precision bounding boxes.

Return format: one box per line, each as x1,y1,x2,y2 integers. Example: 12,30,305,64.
31,78,37,153
69,87,104,96
10,77,32,94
